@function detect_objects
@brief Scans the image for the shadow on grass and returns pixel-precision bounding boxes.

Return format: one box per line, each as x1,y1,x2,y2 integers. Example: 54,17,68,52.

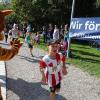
72,54,100,64
71,45,90,49
7,78,67,100
71,49,100,58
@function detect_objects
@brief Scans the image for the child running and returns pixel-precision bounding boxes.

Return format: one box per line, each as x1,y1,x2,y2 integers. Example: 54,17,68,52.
25,32,34,57
40,39,67,100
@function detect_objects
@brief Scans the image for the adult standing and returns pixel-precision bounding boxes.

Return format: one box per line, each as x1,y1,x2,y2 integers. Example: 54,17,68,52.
64,24,68,35
42,25,47,43
22,25,27,38
3,27,9,43
64,24,69,55
59,25,64,39
48,24,54,40
53,25,59,40
11,23,20,41
26,24,32,33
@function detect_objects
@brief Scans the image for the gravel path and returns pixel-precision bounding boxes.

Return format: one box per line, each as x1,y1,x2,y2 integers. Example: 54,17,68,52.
6,43,100,100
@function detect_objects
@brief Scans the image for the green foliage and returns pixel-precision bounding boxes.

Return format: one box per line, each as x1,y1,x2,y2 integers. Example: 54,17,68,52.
10,0,71,25
96,0,100,7
0,2,15,24
74,0,96,17
12,0,50,24
0,4,5,10
12,0,33,23
0,3,12,10
5,13,20,24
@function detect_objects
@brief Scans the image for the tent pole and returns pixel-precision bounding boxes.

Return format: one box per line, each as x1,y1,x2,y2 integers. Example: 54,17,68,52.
67,0,75,58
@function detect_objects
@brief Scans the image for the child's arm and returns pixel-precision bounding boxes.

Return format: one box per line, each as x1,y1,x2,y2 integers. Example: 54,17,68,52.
39,60,47,84
62,55,66,67
62,56,68,75
59,53,68,75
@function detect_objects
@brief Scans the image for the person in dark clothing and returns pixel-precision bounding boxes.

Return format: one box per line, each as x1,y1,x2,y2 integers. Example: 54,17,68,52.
3,27,9,43
42,25,47,43
47,24,54,40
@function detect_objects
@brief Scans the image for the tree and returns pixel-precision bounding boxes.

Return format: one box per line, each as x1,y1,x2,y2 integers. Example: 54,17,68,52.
96,0,100,7
12,0,51,25
74,0,96,17
0,1,17,25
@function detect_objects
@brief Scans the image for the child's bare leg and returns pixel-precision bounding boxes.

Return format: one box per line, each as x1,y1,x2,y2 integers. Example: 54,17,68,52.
55,82,61,94
50,92,55,100
55,88,60,93
30,48,33,56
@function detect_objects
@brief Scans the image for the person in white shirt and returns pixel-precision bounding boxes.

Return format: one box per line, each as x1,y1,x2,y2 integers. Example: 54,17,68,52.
3,27,8,43
26,24,31,32
11,23,20,41
53,25,59,40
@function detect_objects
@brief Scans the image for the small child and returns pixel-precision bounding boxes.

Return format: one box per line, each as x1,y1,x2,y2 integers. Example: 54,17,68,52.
34,31,40,44
40,39,67,100
25,32,34,57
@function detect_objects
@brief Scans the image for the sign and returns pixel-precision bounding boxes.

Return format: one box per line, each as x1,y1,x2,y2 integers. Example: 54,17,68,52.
69,18,100,41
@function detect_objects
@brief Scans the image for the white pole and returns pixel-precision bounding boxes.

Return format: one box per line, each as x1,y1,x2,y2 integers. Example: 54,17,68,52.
70,0,75,20
67,0,75,58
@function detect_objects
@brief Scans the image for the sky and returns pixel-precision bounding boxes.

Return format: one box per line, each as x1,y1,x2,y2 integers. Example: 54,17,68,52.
0,0,11,2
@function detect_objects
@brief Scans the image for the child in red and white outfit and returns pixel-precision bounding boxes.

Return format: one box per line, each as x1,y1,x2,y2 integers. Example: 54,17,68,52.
40,39,67,100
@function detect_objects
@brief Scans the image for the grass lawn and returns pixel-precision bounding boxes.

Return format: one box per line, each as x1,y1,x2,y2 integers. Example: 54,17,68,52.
68,42,100,78
35,37,100,78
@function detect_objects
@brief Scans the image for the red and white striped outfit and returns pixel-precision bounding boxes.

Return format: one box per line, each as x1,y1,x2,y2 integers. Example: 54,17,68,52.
40,53,65,87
